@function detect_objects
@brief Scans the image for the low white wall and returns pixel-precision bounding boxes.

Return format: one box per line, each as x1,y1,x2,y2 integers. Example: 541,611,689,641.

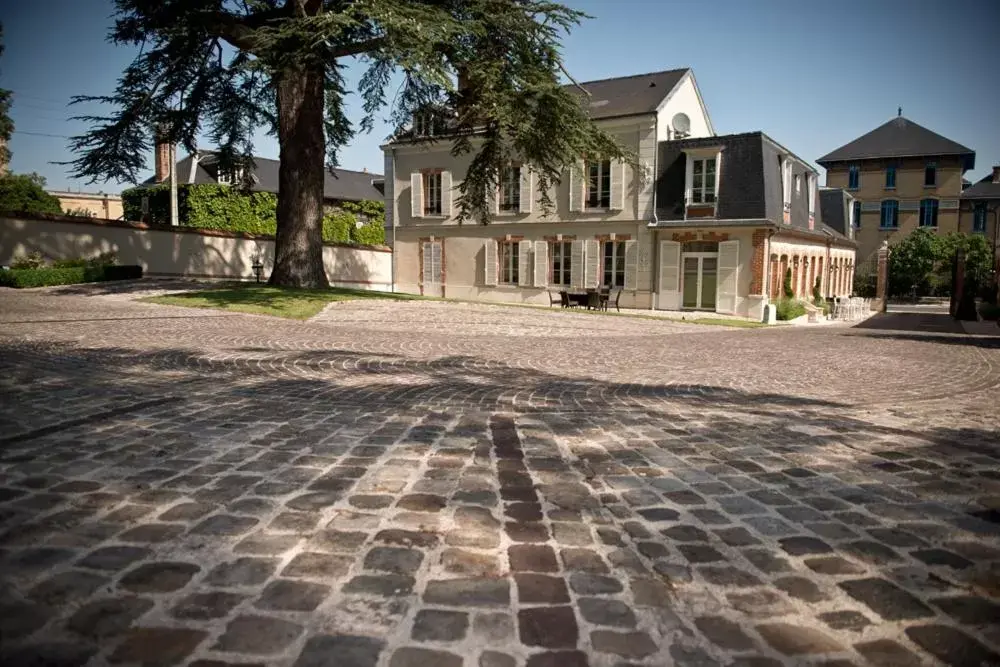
0,215,392,290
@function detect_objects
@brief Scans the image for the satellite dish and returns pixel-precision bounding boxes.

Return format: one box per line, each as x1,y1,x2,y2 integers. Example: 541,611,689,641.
671,112,691,137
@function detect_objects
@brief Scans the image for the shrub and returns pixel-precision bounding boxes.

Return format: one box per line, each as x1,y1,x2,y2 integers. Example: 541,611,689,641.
0,264,142,288
65,206,96,217
812,277,822,302
813,297,830,315
0,173,63,215
783,268,793,299
120,183,385,246
9,251,45,269
775,298,807,321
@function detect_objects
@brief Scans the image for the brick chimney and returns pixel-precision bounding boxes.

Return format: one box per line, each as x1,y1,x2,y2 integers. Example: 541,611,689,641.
154,128,172,183
993,165,1000,184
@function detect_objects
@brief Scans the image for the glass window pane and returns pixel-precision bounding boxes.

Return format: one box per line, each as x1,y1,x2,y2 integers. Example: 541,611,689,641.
705,159,716,174
693,160,703,175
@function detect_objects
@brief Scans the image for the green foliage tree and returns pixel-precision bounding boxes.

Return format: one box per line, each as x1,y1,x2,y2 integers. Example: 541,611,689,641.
66,1,628,288
887,228,939,297
812,276,822,303
0,173,63,215
783,268,793,299
936,231,993,291
0,23,13,170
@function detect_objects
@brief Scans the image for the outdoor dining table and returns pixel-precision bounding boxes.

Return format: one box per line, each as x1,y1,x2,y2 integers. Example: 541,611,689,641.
562,289,607,310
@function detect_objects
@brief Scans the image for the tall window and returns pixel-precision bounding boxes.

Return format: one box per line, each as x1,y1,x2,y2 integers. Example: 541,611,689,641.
692,158,717,204
880,200,899,229
848,164,860,190
885,164,897,189
587,160,611,209
852,200,862,229
973,202,987,233
500,166,520,212
919,198,939,227
550,241,572,286
924,162,937,187
603,241,626,288
423,171,442,215
794,174,800,194
499,241,519,284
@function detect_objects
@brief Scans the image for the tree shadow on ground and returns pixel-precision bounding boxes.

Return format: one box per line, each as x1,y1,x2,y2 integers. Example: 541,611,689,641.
1,335,999,666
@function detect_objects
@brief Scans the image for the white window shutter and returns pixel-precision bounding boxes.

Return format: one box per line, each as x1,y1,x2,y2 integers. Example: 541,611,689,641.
623,240,638,290
569,161,583,212
716,240,740,315
533,240,548,288
422,242,433,285
584,239,600,288
610,161,625,211
570,240,585,289
518,240,532,287
486,185,499,217
410,172,423,218
441,170,453,217
431,242,442,284
483,239,497,286
519,167,533,214
658,240,681,310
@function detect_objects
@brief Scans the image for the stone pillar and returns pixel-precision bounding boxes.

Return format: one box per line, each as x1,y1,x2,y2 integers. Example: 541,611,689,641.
792,256,800,298
875,241,889,312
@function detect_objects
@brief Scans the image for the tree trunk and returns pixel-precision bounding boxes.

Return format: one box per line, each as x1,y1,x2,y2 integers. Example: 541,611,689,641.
269,62,329,288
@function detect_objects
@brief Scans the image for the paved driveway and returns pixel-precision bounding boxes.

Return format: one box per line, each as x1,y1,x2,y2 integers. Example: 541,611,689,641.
1,286,999,667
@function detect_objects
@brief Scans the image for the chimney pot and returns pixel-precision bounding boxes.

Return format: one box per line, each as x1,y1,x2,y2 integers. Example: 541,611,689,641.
992,165,1000,184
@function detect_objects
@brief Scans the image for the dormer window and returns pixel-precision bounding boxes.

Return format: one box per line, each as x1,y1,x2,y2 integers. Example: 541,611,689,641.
692,158,717,204
413,110,445,137
217,167,244,186
924,162,937,187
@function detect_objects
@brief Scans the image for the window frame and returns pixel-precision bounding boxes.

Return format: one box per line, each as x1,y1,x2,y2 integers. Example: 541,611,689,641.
924,162,937,187
499,165,521,213
885,164,897,189
498,240,519,285
848,164,860,190
586,160,611,209
919,198,939,227
423,171,443,216
880,200,899,229
550,241,572,286
602,240,626,288
972,202,987,234
692,157,718,205
852,200,862,230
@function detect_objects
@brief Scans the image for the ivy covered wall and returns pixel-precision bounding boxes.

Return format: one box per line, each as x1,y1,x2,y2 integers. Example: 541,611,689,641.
121,184,385,245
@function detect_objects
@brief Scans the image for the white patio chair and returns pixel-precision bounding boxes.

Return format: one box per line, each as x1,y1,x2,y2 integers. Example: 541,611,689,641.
833,296,848,320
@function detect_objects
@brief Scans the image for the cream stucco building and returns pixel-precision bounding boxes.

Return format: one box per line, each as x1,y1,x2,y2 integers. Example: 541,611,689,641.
383,68,856,320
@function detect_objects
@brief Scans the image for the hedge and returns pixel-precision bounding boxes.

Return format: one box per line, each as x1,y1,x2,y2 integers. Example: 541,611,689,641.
0,265,143,288
121,183,384,245
775,299,807,321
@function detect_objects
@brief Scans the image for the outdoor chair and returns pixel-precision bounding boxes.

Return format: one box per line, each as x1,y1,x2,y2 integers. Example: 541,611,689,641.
559,291,571,308
603,289,623,312
833,296,849,320
548,291,562,308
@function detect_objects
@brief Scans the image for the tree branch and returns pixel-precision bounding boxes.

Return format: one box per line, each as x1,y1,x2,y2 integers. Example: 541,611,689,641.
331,36,385,58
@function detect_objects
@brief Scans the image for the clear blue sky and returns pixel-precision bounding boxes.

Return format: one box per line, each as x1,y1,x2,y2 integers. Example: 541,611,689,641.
3,0,998,193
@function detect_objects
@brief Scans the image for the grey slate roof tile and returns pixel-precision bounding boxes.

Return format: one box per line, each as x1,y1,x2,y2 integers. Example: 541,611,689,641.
570,68,689,119
817,116,974,166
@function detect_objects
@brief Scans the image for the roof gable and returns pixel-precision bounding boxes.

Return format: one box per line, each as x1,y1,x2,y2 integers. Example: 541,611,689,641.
817,116,975,168
569,68,688,120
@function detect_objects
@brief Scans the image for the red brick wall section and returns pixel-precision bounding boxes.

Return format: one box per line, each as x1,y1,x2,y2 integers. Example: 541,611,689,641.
749,228,767,295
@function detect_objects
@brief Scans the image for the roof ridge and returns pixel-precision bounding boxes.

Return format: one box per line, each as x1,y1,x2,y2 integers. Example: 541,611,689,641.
571,67,689,87
195,150,381,177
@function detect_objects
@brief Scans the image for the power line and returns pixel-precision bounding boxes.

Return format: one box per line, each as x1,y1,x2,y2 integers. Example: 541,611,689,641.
12,130,72,139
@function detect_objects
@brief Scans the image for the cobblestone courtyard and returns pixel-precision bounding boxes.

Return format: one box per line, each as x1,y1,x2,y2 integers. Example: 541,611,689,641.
1,284,999,667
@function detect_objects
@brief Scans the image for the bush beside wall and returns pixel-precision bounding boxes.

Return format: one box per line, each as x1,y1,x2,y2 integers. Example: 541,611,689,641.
775,299,807,321
0,265,142,288
121,184,385,246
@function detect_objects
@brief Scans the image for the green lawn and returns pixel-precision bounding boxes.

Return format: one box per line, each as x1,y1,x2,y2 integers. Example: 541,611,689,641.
144,284,422,319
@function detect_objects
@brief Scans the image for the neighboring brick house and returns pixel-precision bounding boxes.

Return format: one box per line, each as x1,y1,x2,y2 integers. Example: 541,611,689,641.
959,166,1000,278
383,68,856,319
817,115,976,262
141,147,385,214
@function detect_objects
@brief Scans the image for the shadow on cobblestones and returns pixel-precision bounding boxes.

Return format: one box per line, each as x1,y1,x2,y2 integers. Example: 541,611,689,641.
2,308,1000,667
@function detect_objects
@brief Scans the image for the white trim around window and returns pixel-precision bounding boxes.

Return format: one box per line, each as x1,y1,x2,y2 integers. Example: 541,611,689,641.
683,147,722,217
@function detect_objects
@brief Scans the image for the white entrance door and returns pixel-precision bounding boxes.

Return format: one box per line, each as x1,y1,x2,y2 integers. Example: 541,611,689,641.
681,253,718,310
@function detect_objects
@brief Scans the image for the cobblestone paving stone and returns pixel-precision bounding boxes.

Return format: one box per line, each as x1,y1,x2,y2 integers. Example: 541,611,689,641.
1,284,999,666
